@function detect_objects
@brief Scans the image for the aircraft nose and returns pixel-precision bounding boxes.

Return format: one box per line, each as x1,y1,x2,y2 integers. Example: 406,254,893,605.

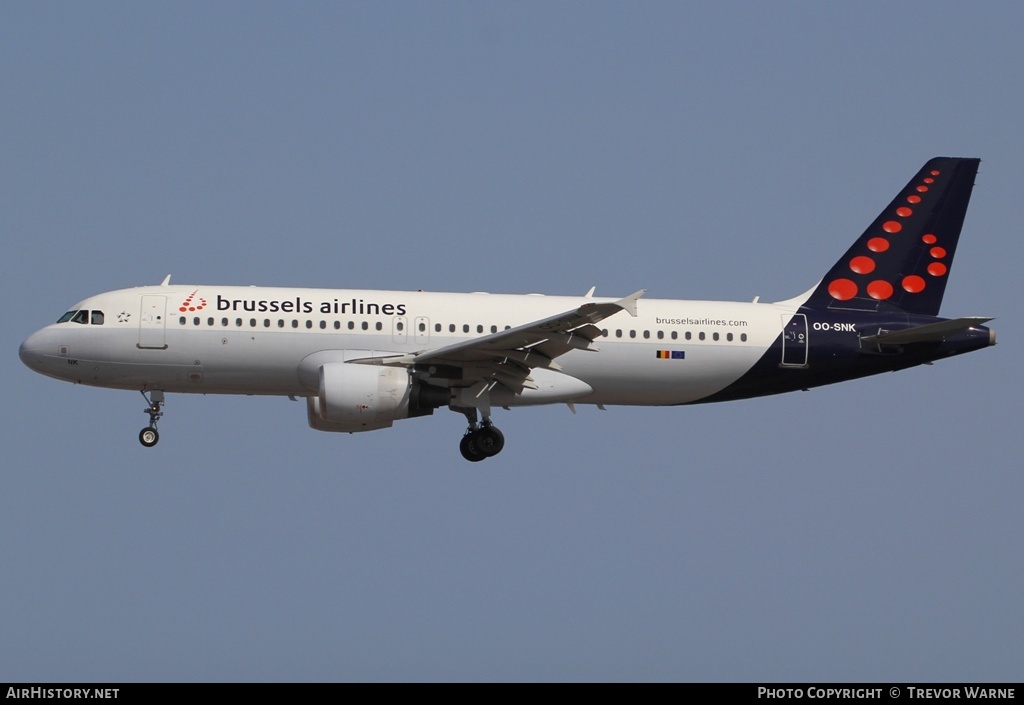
19,329,50,372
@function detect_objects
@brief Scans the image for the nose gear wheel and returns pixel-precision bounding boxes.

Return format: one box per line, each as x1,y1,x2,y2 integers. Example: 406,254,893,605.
139,390,164,447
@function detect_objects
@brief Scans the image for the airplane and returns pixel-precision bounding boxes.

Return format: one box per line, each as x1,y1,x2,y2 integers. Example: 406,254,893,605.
19,157,995,461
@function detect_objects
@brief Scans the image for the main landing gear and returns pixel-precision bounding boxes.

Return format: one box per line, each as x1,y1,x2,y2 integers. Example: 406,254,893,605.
458,410,505,462
139,390,164,447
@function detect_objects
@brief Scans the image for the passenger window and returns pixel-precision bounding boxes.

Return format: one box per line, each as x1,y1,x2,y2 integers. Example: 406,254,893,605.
741,333,748,342
320,321,327,330
91,311,105,325
361,322,368,330
643,330,650,339
396,321,404,331
671,331,678,340
463,324,469,333
685,331,692,340
348,321,355,330
477,325,484,333
727,332,733,341
490,325,497,333
195,317,201,326
435,323,442,332
375,322,382,331
713,332,719,341
657,331,664,339
699,332,706,341
629,330,636,339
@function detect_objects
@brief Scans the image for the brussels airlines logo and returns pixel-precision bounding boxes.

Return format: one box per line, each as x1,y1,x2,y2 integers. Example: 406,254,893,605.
213,293,407,316
826,167,951,303
179,291,208,312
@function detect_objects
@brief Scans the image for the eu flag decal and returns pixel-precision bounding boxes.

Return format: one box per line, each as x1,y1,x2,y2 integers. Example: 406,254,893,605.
656,350,685,360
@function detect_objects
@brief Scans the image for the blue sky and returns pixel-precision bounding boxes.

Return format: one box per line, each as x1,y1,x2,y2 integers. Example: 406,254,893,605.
3,2,1021,681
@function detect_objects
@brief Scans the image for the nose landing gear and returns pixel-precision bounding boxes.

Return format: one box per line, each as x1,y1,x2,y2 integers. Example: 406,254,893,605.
139,390,164,447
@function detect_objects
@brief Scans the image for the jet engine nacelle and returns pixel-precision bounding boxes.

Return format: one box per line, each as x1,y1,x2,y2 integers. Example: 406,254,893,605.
307,363,448,433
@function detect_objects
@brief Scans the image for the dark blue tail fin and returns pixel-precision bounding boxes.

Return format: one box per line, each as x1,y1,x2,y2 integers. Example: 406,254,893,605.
802,157,980,316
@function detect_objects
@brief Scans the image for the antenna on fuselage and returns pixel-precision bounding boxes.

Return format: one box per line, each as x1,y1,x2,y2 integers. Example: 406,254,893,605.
160,275,172,286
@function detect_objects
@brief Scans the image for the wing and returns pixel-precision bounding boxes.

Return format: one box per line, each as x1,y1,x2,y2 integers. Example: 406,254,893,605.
355,289,645,395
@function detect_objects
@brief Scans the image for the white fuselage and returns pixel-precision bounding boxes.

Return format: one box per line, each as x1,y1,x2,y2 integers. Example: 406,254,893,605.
20,284,797,407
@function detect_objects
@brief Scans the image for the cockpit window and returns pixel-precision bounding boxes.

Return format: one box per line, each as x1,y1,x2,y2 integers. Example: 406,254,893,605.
57,310,105,325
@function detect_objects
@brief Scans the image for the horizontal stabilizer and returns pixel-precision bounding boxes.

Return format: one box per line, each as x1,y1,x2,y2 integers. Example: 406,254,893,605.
861,317,992,345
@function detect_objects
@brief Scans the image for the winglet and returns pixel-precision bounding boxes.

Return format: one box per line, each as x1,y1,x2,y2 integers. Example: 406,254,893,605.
615,289,645,317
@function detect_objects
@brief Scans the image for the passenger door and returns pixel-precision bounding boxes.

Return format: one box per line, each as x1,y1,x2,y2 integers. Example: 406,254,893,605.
780,313,808,367
138,296,168,349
